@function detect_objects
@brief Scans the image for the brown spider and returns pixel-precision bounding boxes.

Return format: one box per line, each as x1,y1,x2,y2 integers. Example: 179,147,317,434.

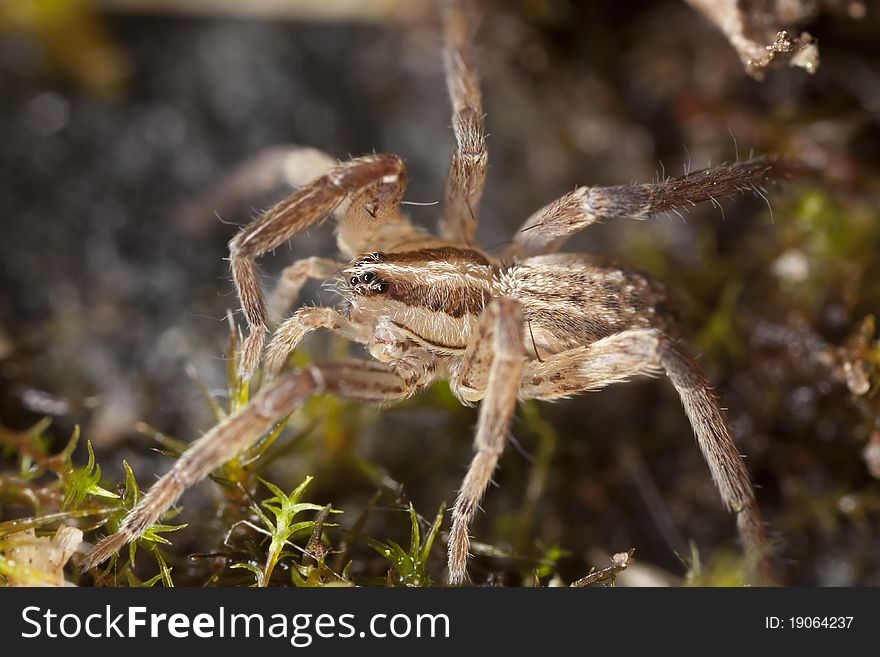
84,0,779,583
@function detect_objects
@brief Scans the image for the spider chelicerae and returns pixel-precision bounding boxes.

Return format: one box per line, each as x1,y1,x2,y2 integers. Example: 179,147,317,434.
84,0,783,584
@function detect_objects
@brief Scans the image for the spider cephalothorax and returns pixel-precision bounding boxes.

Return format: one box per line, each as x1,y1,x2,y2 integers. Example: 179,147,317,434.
84,0,780,584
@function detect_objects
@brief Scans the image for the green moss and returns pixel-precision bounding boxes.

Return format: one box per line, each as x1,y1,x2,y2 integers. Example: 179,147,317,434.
368,502,445,587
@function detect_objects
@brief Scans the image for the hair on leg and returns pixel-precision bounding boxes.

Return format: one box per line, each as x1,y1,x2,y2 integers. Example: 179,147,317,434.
268,257,347,325
82,368,320,571
517,328,770,580
228,154,407,379
438,0,487,245
657,338,768,576
179,145,341,234
82,357,431,572
509,158,780,258
448,298,524,584
264,306,373,378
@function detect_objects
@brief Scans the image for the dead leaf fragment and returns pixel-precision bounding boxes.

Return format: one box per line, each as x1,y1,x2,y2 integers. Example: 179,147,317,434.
4,525,83,586
685,0,821,78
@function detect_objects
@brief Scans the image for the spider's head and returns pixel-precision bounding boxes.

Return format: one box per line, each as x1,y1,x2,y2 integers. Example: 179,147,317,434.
344,252,390,297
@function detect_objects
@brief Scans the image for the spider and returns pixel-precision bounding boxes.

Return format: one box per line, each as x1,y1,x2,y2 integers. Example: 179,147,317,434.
84,0,779,584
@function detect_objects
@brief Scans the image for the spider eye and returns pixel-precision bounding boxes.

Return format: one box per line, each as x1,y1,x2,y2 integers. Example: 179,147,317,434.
349,276,359,286
376,281,389,293
361,271,376,283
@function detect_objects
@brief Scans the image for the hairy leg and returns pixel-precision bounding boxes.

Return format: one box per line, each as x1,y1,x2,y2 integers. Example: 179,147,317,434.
659,338,766,574
82,357,432,571
447,298,524,584
268,257,347,324
228,154,407,378
508,158,779,258
264,306,373,377
520,329,768,579
521,330,665,398
438,0,487,245
179,146,342,234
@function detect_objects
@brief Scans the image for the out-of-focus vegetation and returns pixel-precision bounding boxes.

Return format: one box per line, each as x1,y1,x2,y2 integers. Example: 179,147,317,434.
1,0,879,586
0,0,128,93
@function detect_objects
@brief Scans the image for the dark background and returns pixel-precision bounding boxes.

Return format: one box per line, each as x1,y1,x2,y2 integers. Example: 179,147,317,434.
1,0,879,586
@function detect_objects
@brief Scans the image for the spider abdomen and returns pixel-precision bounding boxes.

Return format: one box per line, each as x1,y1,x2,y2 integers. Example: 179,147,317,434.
498,253,677,355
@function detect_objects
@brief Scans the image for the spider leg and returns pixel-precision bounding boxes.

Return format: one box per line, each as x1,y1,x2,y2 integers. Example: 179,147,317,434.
520,330,665,398
179,145,342,234
508,158,779,258
438,0,487,245
228,154,408,379
268,257,347,324
520,329,769,580
264,306,373,377
82,357,434,571
447,298,524,585
659,338,767,576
